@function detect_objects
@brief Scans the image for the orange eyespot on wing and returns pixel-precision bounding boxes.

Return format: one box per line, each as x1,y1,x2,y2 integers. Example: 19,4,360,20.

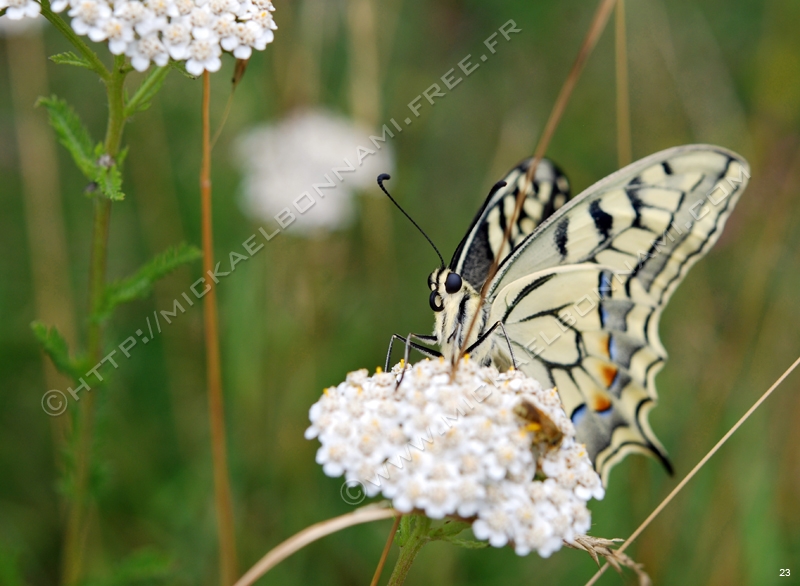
591,393,612,413
600,364,618,388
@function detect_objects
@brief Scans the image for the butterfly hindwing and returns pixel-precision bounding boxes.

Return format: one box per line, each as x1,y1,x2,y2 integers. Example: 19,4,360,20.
483,145,750,483
488,264,670,483
449,158,571,291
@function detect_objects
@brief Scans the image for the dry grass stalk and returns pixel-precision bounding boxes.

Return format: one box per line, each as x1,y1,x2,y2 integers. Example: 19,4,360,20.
234,503,398,586
567,535,651,586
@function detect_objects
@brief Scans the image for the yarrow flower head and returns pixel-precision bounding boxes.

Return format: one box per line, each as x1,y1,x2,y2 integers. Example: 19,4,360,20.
13,0,276,72
236,109,395,236
0,0,41,20
306,357,605,557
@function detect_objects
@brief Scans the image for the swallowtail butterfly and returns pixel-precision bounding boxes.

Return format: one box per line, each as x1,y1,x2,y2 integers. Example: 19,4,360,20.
381,145,750,484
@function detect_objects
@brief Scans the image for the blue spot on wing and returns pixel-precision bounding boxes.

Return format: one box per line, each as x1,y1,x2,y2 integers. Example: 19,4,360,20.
571,404,588,426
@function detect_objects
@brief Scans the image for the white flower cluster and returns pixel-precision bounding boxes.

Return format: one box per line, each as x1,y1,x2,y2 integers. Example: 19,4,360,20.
1,0,40,20
236,109,394,236
306,357,605,557
0,0,276,73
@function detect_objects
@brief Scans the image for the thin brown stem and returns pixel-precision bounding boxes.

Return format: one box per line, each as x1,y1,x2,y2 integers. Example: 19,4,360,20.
584,354,800,586
615,0,632,167
370,514,402,586
201,70,239,585
459,0,618,358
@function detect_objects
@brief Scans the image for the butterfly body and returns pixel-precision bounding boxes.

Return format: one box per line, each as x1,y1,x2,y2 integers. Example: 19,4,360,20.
428,267,488,365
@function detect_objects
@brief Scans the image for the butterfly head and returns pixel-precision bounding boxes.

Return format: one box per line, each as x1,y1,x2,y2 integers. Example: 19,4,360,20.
428,267,485,361
427,268,464,312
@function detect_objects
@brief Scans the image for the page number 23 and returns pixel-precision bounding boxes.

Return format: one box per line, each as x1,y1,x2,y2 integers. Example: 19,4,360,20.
780,569,791,577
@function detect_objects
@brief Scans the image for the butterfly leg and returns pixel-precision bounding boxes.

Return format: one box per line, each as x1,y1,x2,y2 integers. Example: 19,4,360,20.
384,333,440,372
465,321,518,369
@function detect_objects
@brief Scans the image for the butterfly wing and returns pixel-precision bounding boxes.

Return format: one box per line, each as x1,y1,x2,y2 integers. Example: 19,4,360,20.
449,158,571,291
485,144,750,483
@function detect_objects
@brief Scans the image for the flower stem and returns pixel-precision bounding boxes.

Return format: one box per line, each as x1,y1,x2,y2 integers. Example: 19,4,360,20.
386,515,430,586
201,70,239,586
60,55,128,586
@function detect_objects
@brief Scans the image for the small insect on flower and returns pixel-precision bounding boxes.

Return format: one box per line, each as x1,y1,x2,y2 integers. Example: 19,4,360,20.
514,397,564,447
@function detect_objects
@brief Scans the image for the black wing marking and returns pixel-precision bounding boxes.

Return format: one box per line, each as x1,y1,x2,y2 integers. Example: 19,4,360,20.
449,158,571,290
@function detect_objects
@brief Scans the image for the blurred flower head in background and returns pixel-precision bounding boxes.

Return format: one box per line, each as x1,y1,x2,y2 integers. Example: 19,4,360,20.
1,0,277,73
306,358,604,557
0,11,42,34
236,109,395,236
0,0,40,21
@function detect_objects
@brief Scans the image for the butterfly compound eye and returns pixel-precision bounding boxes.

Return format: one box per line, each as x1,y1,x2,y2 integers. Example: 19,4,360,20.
445,272,463,294
429,291,444,312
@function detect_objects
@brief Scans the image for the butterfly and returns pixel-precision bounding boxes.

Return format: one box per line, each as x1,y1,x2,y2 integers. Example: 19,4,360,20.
380,144,750,484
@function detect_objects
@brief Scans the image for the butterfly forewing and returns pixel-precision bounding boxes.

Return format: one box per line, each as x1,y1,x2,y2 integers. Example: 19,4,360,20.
489,145,749,302
449,158,571,290
481,144,749,484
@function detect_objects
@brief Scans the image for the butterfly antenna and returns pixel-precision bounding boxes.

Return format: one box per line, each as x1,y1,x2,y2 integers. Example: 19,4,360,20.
377,173,445,268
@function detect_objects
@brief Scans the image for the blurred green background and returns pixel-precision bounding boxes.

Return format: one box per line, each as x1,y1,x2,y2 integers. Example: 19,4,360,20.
2,0,800,584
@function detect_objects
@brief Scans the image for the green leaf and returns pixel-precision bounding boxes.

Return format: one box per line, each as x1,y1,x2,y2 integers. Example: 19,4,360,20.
97,164,123,200
441,537,489,549
38,96,126,200
37,96,96,179
93,143,128,201
31,322,86,381
169,59,197,79
124,66,170,116
90,143,125,200
50,51,94,70
429,520,472,540
116,145,129,167
95,243,202,321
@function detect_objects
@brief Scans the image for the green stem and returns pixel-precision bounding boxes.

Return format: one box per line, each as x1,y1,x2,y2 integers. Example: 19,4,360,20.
386,516,431,586
104,56,128,155
61,55,129,586
39,0,110,81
